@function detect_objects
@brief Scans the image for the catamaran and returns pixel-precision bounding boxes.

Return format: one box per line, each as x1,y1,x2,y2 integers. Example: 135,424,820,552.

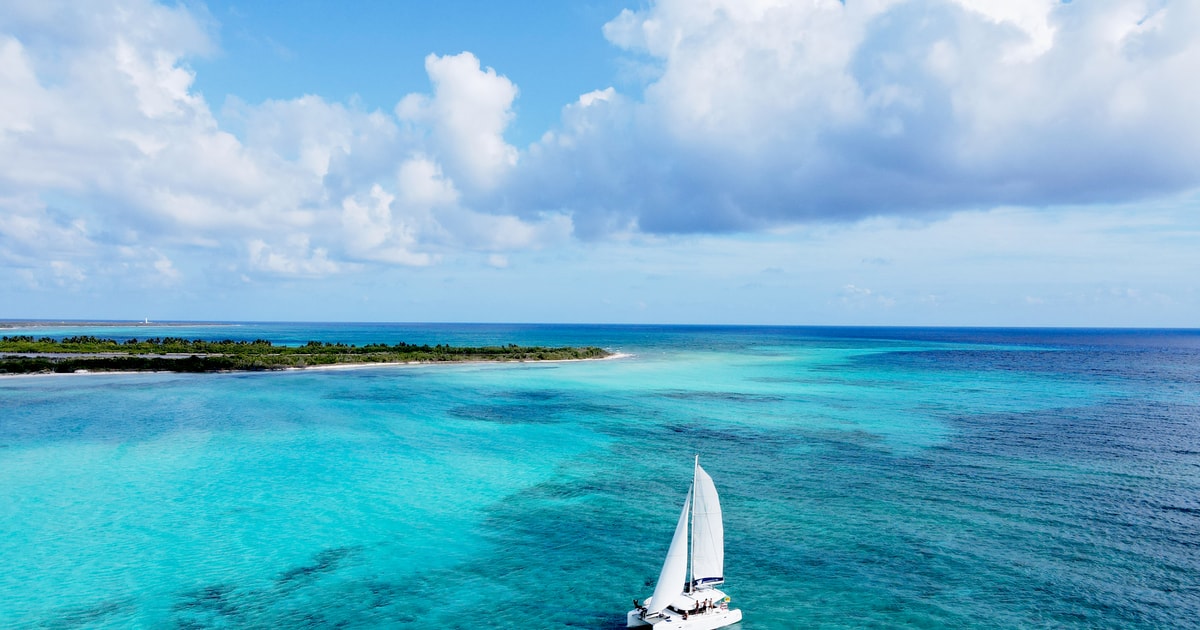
628,457,743,629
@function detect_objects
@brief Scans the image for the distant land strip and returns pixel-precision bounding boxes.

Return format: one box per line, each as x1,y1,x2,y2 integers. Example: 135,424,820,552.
0,336,611,374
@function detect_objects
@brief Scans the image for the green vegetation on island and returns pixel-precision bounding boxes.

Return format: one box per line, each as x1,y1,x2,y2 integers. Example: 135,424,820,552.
0,335,611,375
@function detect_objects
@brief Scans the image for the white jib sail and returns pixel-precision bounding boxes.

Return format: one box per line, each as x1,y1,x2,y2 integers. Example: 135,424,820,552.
649,492,692,615
691,464,724,583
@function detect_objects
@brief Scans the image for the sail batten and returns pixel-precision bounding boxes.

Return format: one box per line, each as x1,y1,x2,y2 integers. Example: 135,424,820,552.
691,464,724,582
648,492,691,615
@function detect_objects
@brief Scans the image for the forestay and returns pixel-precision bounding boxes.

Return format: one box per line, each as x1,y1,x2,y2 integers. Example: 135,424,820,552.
649,494,691,615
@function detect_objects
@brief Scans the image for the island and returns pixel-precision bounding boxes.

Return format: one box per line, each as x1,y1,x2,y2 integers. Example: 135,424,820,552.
0,335,611,374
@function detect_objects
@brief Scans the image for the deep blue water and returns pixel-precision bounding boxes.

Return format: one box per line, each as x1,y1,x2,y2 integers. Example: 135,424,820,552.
1,323,1198,628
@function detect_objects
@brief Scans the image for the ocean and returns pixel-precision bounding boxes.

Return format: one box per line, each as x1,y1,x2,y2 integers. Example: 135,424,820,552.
1,323,1197,628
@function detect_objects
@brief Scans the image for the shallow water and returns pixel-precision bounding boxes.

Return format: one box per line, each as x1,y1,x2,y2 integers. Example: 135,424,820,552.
1,325,1198,628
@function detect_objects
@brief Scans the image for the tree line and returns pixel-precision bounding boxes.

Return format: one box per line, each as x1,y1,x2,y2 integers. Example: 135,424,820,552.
0,336,610,374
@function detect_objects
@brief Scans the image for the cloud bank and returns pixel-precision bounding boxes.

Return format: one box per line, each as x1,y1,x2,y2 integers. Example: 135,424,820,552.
519,0,1200,233
1,0,1198,292
0,0,564,290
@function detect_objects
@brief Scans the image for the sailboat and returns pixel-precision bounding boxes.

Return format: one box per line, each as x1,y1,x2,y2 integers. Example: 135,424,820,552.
628,457,743,629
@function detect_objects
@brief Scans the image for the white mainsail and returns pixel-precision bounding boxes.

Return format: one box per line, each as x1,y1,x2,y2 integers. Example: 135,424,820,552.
648,493,691,615
691,463,724,584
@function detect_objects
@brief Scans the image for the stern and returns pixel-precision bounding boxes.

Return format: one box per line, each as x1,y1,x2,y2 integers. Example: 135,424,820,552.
627,608,652,627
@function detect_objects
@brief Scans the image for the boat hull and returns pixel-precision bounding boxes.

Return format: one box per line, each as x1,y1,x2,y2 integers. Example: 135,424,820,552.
627,607,742,629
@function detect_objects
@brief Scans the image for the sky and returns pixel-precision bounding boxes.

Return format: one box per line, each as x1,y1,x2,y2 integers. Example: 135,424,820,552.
1,0,1198,326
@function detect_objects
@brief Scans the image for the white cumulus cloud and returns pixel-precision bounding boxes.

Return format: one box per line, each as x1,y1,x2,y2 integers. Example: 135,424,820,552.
0,3,566,289
509,0,1200,234
396,52,519,192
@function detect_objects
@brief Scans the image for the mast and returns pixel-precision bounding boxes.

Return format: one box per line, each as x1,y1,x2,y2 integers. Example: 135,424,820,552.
688,454,698,594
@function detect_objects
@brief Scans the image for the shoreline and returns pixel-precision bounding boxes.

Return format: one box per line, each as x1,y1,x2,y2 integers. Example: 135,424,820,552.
289,351,632,371
0,352,632,379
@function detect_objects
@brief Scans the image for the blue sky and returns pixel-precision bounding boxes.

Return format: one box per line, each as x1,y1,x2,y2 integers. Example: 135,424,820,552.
1,0,1198,326
192,0,635,146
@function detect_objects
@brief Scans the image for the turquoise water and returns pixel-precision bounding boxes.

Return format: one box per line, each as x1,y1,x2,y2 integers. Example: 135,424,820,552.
1,324,1198,628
